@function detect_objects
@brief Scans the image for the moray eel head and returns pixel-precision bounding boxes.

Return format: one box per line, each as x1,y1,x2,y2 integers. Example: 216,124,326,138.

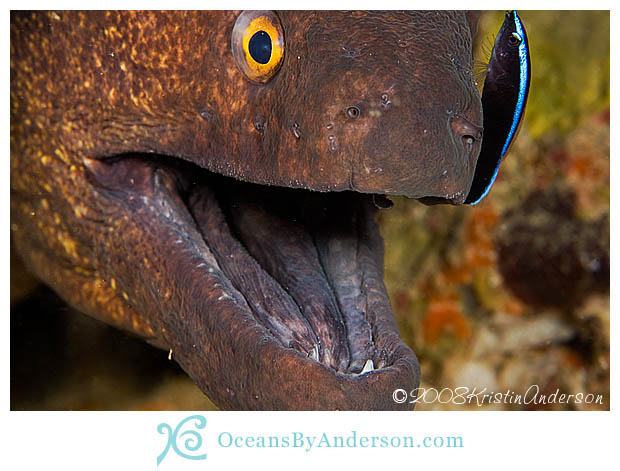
10,11,481,409
261,11,482,202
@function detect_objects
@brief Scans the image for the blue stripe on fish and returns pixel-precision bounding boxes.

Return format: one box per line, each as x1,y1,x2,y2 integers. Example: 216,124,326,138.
501,11,530,156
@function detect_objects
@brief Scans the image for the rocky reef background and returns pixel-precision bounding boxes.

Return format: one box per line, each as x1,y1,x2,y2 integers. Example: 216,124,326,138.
11,11,609,410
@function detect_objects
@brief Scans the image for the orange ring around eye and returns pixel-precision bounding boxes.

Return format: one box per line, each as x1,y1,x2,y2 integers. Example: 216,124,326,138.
232,11,285,83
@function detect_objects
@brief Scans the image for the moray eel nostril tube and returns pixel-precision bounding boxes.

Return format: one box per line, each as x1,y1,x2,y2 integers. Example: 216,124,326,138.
11,10,484,410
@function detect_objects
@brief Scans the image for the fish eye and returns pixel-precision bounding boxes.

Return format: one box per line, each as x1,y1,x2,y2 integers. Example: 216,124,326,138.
232,11,285,83
508,32,522,47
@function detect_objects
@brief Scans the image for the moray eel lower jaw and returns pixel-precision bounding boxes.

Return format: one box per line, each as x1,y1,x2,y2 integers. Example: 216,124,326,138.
84,154,419,410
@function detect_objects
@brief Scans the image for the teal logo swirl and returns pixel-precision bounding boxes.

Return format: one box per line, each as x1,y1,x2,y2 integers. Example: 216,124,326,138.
157,415,207,465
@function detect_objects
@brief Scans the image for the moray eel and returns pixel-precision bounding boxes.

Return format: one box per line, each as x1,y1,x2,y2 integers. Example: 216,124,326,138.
10,11,482,410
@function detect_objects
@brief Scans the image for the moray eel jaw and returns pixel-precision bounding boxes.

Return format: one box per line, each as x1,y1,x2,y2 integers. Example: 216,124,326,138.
81,155,418,409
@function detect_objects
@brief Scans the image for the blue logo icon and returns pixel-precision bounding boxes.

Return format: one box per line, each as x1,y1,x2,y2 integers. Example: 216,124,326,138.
157,415,207,465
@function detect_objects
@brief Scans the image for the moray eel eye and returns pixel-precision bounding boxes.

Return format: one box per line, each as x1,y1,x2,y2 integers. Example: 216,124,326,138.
249,31,272,64
232,10,284,83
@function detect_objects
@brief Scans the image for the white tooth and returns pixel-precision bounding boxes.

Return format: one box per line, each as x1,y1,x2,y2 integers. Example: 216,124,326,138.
360,359,375,375
309,344,320,361
359,359,374,374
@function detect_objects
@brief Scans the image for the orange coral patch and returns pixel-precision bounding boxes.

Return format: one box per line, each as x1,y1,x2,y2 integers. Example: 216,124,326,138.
423,296,470,343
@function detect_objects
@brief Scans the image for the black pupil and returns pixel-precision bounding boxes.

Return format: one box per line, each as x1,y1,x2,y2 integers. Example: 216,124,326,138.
249,30,272,64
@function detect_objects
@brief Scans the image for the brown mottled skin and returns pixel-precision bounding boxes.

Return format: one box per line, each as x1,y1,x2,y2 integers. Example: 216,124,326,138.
11,11,481,410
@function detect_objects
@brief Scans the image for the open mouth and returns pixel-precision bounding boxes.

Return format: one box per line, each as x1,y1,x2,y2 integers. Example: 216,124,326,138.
86,153,419,409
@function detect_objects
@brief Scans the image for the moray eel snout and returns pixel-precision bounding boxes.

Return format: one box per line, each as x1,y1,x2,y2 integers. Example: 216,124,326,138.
262,11,482,202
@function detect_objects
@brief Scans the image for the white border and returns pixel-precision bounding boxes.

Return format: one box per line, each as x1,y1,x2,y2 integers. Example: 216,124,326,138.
5,4,616,469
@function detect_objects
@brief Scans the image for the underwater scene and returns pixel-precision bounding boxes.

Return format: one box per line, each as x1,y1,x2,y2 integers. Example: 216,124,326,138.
381,10,609,410
10,10,609,410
